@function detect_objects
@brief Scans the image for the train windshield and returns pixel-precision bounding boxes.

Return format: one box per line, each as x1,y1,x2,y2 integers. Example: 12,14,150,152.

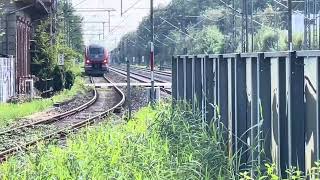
89,47,104,56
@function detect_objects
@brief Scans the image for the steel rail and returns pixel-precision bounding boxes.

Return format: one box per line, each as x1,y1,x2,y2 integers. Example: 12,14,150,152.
67,75,125,129
0,76,125,162
109,67,172,95
110,66,168,83
123,65,172,77
0,78,98,136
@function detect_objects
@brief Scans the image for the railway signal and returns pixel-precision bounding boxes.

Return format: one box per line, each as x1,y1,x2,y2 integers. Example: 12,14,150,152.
58,53,64,66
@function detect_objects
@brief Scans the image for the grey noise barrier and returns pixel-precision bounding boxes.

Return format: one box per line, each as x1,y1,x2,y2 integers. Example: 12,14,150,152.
172,50,320,177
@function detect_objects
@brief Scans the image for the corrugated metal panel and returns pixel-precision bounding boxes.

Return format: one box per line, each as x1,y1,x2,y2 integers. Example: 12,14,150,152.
0,57,15,102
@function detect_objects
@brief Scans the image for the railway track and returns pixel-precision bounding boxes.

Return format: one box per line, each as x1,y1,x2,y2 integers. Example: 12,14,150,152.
0,76,125,162
117,65,172,77
109,66,172,94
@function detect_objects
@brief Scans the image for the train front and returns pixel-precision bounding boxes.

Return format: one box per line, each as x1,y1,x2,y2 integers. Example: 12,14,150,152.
84,44,109,76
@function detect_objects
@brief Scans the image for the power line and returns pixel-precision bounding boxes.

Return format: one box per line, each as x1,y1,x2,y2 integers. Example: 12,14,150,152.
109,13,133,34
134,25,168,47
74,8,116,12
73,0,88,7
121,0,144,16
159,17,195,40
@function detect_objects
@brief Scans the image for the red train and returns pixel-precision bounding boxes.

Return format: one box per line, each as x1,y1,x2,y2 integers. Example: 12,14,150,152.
84,44,109,76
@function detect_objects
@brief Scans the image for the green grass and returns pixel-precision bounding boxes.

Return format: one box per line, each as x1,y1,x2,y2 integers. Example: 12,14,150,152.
0,77,87,129
0,103,232,179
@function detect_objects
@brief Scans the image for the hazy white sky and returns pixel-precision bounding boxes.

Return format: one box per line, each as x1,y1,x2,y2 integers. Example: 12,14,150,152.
71,0,171,49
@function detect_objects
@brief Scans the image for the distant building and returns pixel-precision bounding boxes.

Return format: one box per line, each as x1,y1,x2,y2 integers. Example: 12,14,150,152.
0,0,56,94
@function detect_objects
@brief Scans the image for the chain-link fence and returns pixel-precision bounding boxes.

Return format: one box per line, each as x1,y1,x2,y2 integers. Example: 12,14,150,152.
0,56,15,102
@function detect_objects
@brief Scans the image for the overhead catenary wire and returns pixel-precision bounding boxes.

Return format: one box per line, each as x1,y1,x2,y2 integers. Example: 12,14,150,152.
218,0,282,29
73,0,88,7
159,17,195,40
108,1,176,49
121,0,144,16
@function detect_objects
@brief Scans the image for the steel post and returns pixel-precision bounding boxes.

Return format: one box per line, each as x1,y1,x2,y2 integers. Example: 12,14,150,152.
126,57,131,119
235,54,247,170
194,56,202,111
177,56,184,101
150,0,155,105
205,55,214,124
218,55,229,142
257,53,272,163
276,56,288,177
172,56,178,101
185,56,193,102
287,51,305,172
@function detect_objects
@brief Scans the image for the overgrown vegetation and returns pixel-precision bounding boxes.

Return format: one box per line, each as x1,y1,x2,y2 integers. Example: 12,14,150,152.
1,102,320,179
239,162,320,179
0,77,86,129
0,103,233,179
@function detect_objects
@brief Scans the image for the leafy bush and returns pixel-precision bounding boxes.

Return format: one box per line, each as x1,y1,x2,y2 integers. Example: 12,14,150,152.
32,20,83,93
276,32,304,51
52,66,64,92
254,27,286,51
64,70,75,90
191,25,225,54
170,25,225,55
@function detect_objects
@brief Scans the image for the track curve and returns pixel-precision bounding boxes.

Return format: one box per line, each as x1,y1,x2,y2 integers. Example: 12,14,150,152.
0,76,125,162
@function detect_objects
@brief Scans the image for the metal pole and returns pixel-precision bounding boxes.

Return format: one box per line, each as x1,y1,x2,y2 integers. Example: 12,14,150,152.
232,0,236,52
316,0,318,48
50,6,53,45
288,0,293,50
121,0,123,16
150,0,155,105
126,57,132,119
245,0,249,52
67,0,70,47
304,0,310,49
313,0,317,48
241,0,248,52
182,2,188,54
102,22,105,39
121,41,124,63
108,10,111,32
308,0,312,48
251,0,254,52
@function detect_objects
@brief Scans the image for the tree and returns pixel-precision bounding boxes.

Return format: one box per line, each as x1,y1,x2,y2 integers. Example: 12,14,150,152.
59,0,84,54
31,0,83,93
